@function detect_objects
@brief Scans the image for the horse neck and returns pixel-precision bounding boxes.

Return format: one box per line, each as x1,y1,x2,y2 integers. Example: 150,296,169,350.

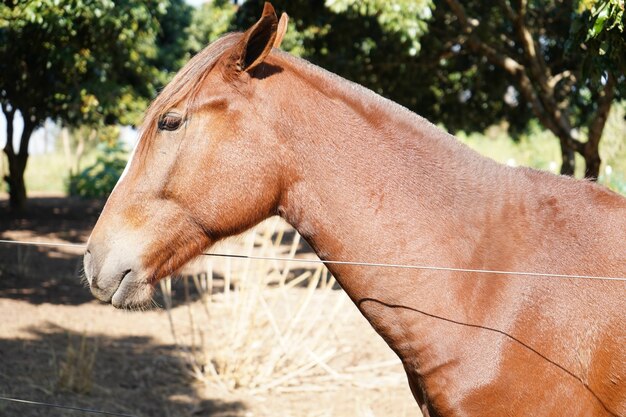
268,58,525,376
262,56,624,416
272,55,504,287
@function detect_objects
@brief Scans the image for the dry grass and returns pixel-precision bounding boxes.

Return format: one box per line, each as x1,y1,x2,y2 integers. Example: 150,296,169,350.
0,196,418,416
56,332,98,394
160,217,405,396
16,244,32,278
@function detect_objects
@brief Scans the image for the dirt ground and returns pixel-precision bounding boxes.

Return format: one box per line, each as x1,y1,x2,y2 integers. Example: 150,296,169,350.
0,193,419,417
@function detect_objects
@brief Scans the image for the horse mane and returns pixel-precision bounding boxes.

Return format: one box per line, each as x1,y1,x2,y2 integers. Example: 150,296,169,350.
135,30,477,170
268,48,486,167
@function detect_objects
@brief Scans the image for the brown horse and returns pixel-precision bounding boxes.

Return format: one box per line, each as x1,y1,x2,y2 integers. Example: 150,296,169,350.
84,4,626,416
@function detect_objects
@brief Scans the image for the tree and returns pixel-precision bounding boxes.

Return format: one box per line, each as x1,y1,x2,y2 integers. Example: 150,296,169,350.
233,0,432,100
234,0,624,179
572,0,626,90
0,0,190,211
186,0,237,55
430,0,624,178
155,0,194,73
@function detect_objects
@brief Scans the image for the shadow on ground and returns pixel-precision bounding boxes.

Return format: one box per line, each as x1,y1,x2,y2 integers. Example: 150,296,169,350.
0,196,105,239
0,324,247,417
0,195,328,306
0,245,93,305
0,196,105,306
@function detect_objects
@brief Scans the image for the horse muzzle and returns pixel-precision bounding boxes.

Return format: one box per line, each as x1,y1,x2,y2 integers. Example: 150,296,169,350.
84,245,153,309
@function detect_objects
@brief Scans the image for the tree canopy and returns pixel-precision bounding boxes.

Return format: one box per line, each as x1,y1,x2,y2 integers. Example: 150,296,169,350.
235,0,625,178
0,0,191,209
425,0,624,178
1,0,624,209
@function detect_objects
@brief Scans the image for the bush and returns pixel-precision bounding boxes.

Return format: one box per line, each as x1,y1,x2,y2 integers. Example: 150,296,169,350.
67,141,127,198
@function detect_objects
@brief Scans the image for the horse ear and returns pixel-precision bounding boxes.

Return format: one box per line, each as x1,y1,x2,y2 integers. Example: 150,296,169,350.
231,2,278,73
273,13,289,49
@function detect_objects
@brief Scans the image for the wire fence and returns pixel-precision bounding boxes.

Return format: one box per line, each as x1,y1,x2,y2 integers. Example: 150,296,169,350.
0,238,624,282
0,396,137,417
0,234,624,415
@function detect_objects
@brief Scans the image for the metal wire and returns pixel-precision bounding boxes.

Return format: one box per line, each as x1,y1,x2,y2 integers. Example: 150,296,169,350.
0,238,623,416
0,395,137,417
0,239,84,249
1,238,624,282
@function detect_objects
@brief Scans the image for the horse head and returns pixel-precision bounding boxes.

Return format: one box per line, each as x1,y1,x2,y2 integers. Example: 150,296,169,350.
84,3,289,308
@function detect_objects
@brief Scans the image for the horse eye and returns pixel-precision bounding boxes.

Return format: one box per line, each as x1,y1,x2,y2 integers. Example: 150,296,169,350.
158,113,183,131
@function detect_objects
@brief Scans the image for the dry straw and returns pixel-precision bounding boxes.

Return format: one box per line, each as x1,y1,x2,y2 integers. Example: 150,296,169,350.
160,217,405,394
57,333,98,394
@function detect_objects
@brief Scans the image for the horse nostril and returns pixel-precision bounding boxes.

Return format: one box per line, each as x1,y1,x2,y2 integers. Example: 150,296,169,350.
91,275,101,290
90,268,133,304
92,269,131,291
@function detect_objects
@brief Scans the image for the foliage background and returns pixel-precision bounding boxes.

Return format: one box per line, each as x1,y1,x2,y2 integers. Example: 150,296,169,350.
0,0,625,201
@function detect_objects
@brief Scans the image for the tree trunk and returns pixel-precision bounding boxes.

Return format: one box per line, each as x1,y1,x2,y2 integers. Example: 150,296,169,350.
559,143,576,176
583,148,601,180
5,155,27,211
582,74,615,181
444,0,616,182
3,108,36,212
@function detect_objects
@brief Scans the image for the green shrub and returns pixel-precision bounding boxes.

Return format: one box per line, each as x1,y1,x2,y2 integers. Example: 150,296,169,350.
67,141,127,198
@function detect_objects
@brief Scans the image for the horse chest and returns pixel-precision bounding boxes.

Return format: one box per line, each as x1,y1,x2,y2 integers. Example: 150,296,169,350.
359,290,617,417
403,337,613,417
